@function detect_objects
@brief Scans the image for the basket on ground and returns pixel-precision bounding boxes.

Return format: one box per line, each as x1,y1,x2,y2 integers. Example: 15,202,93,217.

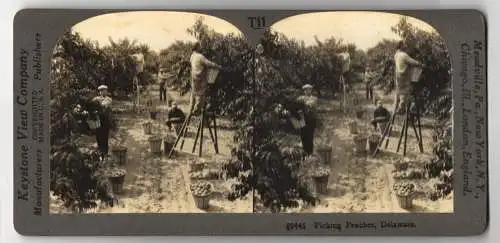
311,167,330,195
316,146,333,165
143,122,152,135
111,146,127,165
312,175,329,195
190,181,213,210
393,182,416,209
368,134,380,154
396,193,414,209
150,111,159,120
353,135,367,154
148,135,163,154
348,121,358,134
188,159,205,172
355,110,364,119
106,168,126,194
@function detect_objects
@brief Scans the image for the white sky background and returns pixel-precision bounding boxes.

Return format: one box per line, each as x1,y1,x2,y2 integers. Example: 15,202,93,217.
72,11,437,52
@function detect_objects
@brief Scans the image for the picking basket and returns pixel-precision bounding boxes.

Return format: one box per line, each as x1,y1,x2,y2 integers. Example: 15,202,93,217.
353,135,367,154
312,175,329,195
107,169,126,194
148,136,163,154
355,110,364,119
396,193,414,209
143,122,152,135
348,121,358,134
111,147,128,166
368,134,380,154
316,146,332,165
193,194,212,210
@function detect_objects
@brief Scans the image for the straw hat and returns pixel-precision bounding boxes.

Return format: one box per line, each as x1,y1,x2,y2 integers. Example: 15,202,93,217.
97,85,108,90
302,84,313,90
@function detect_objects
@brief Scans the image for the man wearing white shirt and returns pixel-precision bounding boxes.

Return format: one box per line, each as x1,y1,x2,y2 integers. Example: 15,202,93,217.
189,43,222,115
393,41,424,113
92,85,113,160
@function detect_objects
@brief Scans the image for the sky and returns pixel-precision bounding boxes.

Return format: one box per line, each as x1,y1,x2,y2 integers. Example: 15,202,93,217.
71,11,437,52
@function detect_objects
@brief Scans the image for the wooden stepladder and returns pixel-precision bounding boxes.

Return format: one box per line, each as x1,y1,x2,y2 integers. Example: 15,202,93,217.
168,68,221,158
167,100,220,158
373,94,424,157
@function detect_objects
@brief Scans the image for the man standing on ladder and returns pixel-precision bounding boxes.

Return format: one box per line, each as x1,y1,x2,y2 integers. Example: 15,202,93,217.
374,41,425,156
168,42,223,158
393,41,424,114
189,42,222,115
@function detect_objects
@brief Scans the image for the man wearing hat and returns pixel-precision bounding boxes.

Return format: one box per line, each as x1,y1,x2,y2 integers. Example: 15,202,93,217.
166,101,186,135
92,85,113,161
189,42,222,115
297,84,318,155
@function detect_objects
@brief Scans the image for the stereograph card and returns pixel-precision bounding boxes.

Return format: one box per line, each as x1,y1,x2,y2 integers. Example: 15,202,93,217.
13,9,488,236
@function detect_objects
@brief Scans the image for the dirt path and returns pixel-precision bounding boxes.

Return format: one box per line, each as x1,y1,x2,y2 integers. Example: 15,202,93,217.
97,87,252,213
51,84,451,214
294,84,452,213
51,85,252,213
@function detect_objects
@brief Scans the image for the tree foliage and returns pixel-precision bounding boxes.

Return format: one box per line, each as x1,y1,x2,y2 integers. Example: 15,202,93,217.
366,17,452,120
50,31,157,212
50,16,453,213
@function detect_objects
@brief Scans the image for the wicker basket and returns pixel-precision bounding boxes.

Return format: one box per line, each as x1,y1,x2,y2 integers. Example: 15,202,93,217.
148,136,162,154
111,147,128,166
353,135,367,154
312,175,329,195
368,134,380,154
355,110,364,119
317,146,332,165
150,111,159,120
193,194,211,210
396,193,414,209
143,122,152,135
108,172,126,194
348,121,358,134
188,161,205,172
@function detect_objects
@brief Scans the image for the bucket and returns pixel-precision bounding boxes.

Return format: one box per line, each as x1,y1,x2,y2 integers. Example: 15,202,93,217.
353,135,367,154
313,175,329,195
143,122,152,135
189,161,205,172
368,134,380,154
148,136,162,154
396,193,414,209
348,121,358,134
107,170,126,194
111,147,127,166
355,110,364,119
150,111,158,120
193,194,211,210
317,146,332,165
